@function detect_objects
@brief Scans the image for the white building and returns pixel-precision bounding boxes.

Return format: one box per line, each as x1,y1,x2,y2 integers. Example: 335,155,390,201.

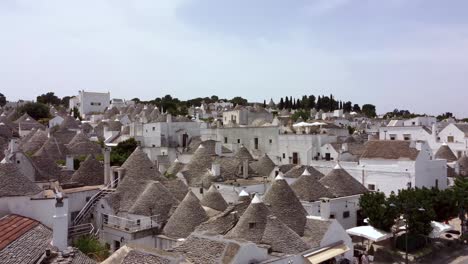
312,140,447,196
69,90,110,117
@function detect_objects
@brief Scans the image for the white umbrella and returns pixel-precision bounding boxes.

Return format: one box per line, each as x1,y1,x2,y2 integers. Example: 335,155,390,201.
347,225,393,242
310,121,327,126
292,122,314,127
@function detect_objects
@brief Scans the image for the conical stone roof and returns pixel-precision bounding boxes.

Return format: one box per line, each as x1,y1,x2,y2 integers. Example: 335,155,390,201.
163,191,208,238
33,136,69,160
435,144,457,162
250,154,276,176
263,176,307,236
284,165,323,179
235,145,254,161
129,181,179,220
67,132,101,156
290,170,332,202
21,130,48,154
107,147,164,213
60,115,80,130
459,155,468,176
70,155,104,186
319,165,368,197
225,195,270,242
261,215,310,254
0,163,42,197
166,159,185,176
181,145,214,187
200,185,228,212
0,123,13,139
161,178,189,202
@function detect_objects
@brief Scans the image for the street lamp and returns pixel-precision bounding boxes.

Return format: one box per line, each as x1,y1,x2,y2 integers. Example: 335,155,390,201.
389,203,425,264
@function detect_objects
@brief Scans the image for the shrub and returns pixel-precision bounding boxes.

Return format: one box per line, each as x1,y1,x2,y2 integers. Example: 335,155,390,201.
74,235,109,261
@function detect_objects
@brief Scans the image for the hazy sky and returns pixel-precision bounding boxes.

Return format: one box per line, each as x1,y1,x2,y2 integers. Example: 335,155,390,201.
1,0,467,117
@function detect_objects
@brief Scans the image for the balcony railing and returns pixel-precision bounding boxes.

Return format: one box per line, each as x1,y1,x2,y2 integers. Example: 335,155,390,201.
102,214,159,233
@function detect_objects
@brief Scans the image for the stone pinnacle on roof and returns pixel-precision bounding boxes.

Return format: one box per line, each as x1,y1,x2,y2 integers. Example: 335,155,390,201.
274,174,285,181
251,194,262,204
263,175,307,236
200,185,228,212
239,189,249,197
163,191,208,238
301,169,311,176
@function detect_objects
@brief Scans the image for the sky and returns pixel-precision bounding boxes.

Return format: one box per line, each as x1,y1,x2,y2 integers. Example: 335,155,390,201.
1,0,467,117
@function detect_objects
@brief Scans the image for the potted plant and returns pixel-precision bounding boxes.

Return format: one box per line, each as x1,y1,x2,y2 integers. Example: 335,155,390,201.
367,245,375,261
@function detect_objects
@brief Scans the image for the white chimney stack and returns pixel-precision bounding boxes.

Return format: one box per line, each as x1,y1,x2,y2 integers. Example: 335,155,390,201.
211,162,221,177
242,159,249,179
214,141,222,156
52,191,68,251
65,155,74,171
320,198,331,220
103,147,111,185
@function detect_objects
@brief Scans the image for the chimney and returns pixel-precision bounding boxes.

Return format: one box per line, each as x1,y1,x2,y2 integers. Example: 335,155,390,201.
103,147,111,185
65,155,74,171
320,197,331,220
342,143,349,152
432,123,438,141
166,113,172,123
8,138,19,153
52,192,68,251
242,159,249,179
214,141,222,156
211,162,220,177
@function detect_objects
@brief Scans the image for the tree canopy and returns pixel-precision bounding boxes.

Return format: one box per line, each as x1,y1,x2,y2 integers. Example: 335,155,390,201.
17,102,50,120
0,93,6,107
110,138,138,166
37,92,61,106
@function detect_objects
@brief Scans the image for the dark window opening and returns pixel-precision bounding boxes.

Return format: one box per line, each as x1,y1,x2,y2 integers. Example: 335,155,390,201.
254,138,259,149
224,137,228,144
343,211,350,218
249,222,256,229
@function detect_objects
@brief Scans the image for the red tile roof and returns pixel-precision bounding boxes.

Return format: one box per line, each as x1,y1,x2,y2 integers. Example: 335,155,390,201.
0,215,39,250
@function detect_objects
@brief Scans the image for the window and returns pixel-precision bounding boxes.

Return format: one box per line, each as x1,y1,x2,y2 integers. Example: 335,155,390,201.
457,151,462,158
152,144,156,147
103,214,109,225
435,179,439,189
343,211,350,218
16,160,20,164
249,222,256,229
199,188,204,194
368,184,376,191
114,241,121,250
152,127,155,131
269,139,273,144
329,214,335,219
389,134,397,140
403,134,411,141
237,139,241,144
254,138,259,149
412,122,416,125
224,137,228,144
448,136,454,143
90,102,102,106
282,153,286,159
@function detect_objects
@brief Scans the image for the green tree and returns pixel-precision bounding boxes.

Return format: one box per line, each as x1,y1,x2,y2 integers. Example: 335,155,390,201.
110,138,138,166
61,96,71,108
362,104,377,118
74,235,109,261
291,110,310,122
359,192,399,232
352,104,361,113
454,177,468,233
37,92,61,106
72,107,81,120
0,93,6,107
18,102,50,120
230,96,248,106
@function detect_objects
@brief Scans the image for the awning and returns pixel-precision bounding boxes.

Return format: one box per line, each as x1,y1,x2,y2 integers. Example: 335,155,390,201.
305,244,350,264
429,221,454,238
346,225,392,242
